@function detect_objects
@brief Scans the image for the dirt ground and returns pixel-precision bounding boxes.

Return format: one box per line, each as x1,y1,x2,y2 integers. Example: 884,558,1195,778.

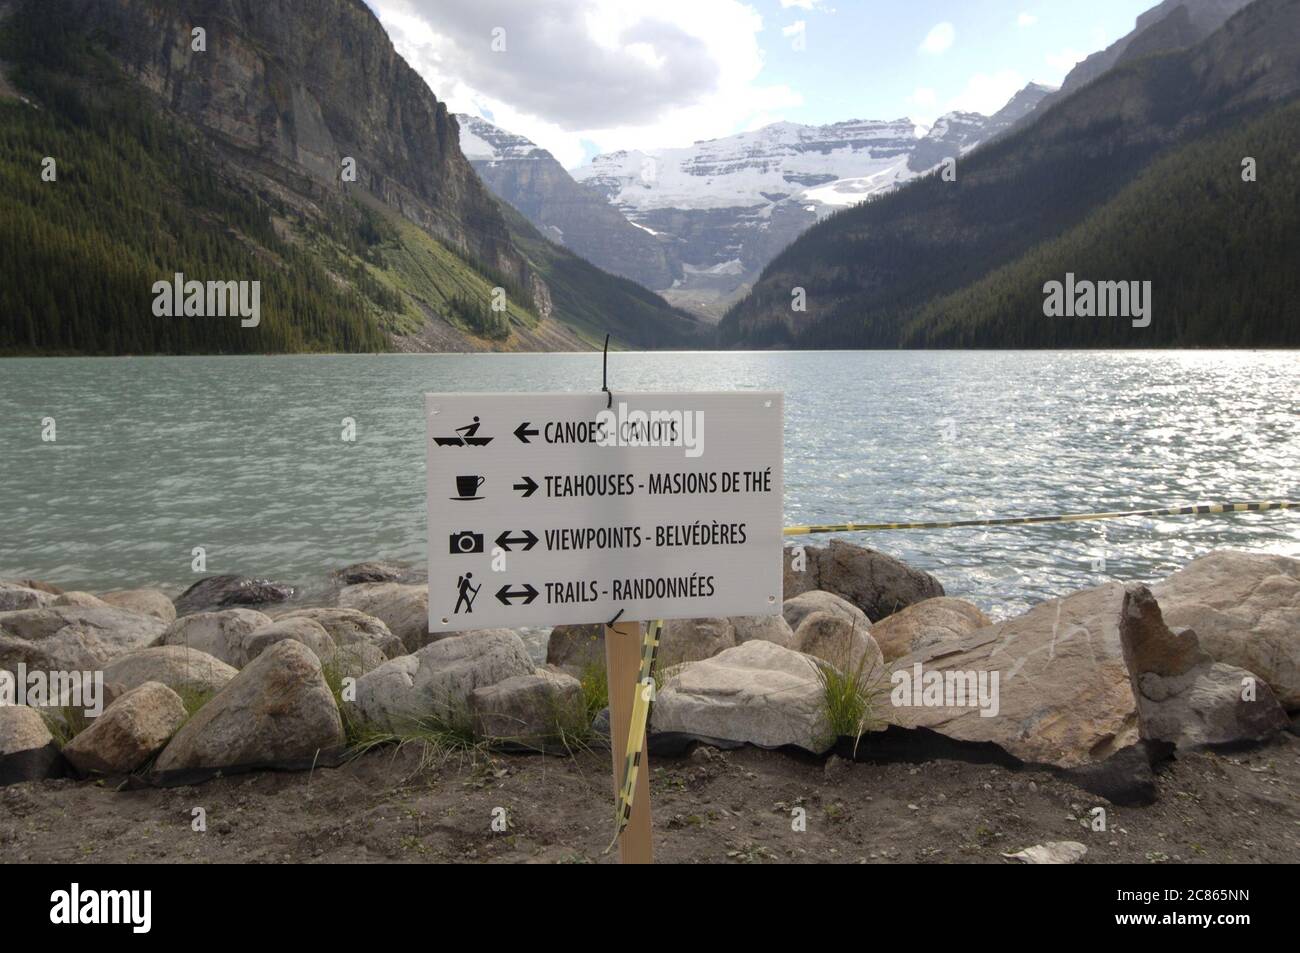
2,733,1298,864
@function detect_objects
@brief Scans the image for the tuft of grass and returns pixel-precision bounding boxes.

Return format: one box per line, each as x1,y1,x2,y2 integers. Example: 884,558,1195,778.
812,624,888,751
174,685,215,723
577,658,608,724
320,656,366,747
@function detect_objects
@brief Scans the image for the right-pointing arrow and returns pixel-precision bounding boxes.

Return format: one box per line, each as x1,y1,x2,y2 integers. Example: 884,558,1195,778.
495,583,539,606
513,475,538,498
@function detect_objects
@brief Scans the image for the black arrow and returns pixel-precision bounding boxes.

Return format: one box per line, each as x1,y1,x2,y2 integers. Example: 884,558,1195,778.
496,583,539,606
495,529,538,552
513,475,538,498
514,421,540,443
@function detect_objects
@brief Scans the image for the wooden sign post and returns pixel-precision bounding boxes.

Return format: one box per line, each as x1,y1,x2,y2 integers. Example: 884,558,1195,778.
604,620,653,864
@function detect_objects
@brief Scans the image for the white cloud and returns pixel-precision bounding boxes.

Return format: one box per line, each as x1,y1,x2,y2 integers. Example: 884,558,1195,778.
1045,46,1087,80
371,0,801,169
1017,12,1038,28
782,20,806,37
919,22,955,55
780,0,832,9
907,70,1025,125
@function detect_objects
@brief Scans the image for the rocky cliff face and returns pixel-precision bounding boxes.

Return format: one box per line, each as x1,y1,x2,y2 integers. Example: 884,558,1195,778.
65,0,531,291
570,89,1051,314
457,114,678,290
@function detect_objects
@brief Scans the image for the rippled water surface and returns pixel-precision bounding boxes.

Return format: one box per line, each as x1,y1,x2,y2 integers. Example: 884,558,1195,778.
1,351,1296,618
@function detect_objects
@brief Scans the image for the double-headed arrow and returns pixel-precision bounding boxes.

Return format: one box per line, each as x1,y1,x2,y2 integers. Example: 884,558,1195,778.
495,529,538,552
513,475,538,498
514,422,540,443
496,583,539,606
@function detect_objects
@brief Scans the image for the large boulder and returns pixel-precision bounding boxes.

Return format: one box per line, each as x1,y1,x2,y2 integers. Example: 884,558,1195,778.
52,591,109,610
730,614,795,649
0,584,56,612
352,630,534,732
337,583,431,653
660,617,735,667
882,583,1140,769
1152,551,1300,709
173,574,295,617
1120,586,1288,748
651,640,833,754
0,607,167,672
230,617,336,669
274,607,405,659
793,610,882,675
99,589,177,623
158,608,271,667
62,681,186,776
783,541,944,621
546,624,605,674
468,669,585,748
102,645,237,700
152,640,344,780
782,589,870,634
333,561,411,585
0,705,62,785
871,597,991,663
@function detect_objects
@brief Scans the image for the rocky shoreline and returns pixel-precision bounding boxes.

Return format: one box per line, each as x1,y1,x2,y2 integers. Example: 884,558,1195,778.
2,544,1297,831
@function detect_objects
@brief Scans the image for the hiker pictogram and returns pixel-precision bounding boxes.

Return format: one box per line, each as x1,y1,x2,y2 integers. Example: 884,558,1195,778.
454,572,481,613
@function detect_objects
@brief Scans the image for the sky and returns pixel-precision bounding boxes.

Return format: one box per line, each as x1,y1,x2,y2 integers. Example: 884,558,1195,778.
364,0,1157,169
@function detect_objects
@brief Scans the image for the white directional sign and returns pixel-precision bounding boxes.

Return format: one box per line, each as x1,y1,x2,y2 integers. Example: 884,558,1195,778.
425,392,783,632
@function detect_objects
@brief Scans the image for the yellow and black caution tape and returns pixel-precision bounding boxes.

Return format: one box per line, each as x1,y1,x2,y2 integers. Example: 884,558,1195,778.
606,498,1295,854
607,618,662,853
783,500,1294,536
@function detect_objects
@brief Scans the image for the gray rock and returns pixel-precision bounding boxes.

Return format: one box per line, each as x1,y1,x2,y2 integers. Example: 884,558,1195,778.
660,617,735,667
652,640,833,754
333,561,410,585
730,614,795,649
275,607,405,659
153,640,344,779
102,645,237,700
1152,550,1300,709
0,606,167,672
870,597,991,663
232,617,336,669
782,589,872,633
63,681,186,776
783,541,944,621
0,584,56,612
99,589,177,623
0,705,62,785
793,610,882,675
468,669,585,748
546,623,606,674
174,574,295,617
1119,586,1289,748
159,608,271,667
352,630,534,732
337,582,431,653
52,591,109,610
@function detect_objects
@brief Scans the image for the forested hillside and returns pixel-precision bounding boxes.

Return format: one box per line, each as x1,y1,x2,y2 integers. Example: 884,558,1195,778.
720,0,1300,349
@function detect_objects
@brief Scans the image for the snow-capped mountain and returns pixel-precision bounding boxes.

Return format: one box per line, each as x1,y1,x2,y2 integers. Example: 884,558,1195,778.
456,114,677,290
570,84,1053,313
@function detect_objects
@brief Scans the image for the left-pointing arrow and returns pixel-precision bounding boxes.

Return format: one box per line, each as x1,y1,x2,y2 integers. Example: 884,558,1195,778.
514,422,540,443
495,583,539,606
495,529,539,552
